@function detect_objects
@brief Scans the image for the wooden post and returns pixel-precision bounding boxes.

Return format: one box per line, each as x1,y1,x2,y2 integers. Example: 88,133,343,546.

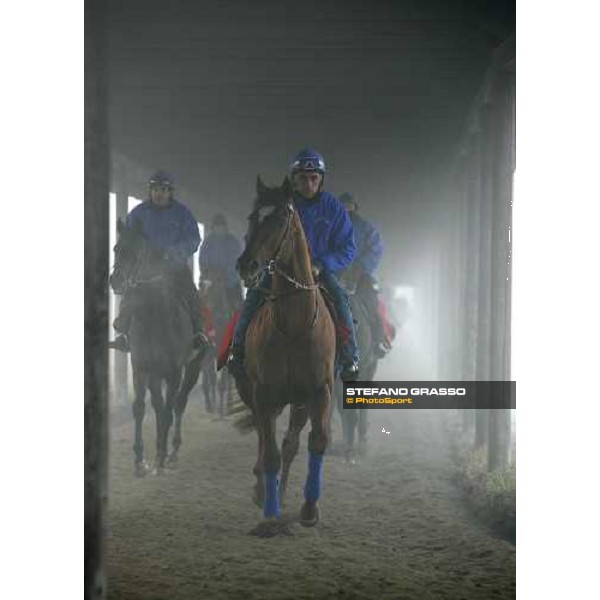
487,68,515,472
111,189,130,407
84,0,108,597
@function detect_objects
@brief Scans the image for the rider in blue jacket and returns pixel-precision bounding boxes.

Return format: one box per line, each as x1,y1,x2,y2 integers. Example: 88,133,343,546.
227,149,360,381
199,213,244,312
339,193,391,357
109,170,205,352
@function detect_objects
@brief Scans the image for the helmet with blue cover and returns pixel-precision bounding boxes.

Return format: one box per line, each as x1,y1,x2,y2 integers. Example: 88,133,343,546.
289,149,326,175
149,170,175,189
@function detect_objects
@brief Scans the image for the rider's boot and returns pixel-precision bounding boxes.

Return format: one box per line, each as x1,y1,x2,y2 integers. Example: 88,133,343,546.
340,343,359,381
188,293,210,351
225,282,267,379
109,304,132,352
226,344,246,378
108,334,130,352
340,360,359,381
373,317,391,359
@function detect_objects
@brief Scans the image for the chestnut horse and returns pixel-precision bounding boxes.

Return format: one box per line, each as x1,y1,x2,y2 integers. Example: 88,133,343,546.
234,176,336,537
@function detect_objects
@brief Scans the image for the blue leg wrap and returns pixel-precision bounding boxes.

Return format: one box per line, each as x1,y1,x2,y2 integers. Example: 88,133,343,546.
304,451,324,503
264,470,280,518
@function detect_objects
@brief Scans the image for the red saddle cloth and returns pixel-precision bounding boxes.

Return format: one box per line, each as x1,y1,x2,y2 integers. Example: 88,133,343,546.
217,310,239,370
378,297,395,344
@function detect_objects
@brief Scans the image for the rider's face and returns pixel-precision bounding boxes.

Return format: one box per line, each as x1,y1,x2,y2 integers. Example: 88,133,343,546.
292,171,322,199
150,184,172,207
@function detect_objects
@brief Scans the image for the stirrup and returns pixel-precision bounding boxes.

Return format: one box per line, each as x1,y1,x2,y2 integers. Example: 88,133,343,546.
340,361,359,381
227,348,245,377
374,341,390,359
108,335,130,353
192,331,210,350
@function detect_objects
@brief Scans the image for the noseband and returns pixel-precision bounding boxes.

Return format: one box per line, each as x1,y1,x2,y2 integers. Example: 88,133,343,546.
254,203,319,294
114,236,165,292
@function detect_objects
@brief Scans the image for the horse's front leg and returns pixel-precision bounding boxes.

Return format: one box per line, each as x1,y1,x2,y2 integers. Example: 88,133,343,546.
252,405,265,508
162,369,182,466
280,403,308,507
171,357,202,462
132,369,149,477
343,405,358,465
249,386,292,538
301,384,332,527
218,371,228,419
149,377,166,474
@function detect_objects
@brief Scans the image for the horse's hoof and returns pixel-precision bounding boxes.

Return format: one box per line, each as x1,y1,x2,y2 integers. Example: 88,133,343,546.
344,451,357,466
299,501,320,527
166,453,179,466
152,463,165,476
249,519,293,538
133,461,150,478
357,441,368,457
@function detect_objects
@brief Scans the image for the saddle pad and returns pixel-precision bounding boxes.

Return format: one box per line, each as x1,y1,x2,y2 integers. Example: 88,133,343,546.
217,310,239,370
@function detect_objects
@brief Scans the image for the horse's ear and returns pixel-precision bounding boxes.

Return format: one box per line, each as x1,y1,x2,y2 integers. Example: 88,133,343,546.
281,176,292,198
256,175,268,196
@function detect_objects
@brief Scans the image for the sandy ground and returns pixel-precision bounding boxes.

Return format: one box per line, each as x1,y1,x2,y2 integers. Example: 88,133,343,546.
106,393,515,600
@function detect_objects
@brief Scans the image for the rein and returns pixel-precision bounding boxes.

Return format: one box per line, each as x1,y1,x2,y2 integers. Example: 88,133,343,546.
253,206,319,298
117,239,165,291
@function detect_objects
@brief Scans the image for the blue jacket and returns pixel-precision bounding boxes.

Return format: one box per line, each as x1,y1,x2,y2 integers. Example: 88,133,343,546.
350,213,383,275
126,199,201,266
199,232,242,288
293,191,356,274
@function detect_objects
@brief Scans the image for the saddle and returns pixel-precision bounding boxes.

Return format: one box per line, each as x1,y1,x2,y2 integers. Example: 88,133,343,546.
216,286,347,371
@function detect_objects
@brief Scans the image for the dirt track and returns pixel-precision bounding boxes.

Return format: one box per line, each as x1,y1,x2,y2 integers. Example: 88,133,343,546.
106,390,515,600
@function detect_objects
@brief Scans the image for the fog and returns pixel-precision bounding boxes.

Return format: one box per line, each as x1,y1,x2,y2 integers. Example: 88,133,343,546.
95,1,516,598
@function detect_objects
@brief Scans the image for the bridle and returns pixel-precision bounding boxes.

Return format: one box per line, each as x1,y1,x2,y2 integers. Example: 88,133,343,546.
249,202,319,295
113,234,165,292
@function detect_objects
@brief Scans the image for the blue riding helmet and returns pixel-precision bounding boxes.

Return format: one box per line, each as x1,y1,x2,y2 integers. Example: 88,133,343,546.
149,170,175,188
289,149,326,174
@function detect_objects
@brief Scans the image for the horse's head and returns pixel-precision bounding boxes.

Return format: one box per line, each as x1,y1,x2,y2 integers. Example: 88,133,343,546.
109,218,149,294
237,176,294,286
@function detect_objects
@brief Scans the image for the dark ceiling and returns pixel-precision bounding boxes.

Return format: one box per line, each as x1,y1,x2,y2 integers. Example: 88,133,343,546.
108,0,515,238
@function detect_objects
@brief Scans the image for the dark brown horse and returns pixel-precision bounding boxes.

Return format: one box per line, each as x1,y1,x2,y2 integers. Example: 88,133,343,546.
234,176,336,537
110,219,206,475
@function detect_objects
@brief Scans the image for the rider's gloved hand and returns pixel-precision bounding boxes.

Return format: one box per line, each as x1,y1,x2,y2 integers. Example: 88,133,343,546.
311,261,323,279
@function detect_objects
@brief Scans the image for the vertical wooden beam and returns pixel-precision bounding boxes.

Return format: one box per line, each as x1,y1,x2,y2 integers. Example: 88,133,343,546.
84,0,108,598
487,70,515,472
111,189,130,407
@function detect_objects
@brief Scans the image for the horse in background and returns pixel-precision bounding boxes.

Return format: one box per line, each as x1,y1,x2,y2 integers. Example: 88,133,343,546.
332,289,379,463
199,278,236,418
233,176,336,537
109,219,206,475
